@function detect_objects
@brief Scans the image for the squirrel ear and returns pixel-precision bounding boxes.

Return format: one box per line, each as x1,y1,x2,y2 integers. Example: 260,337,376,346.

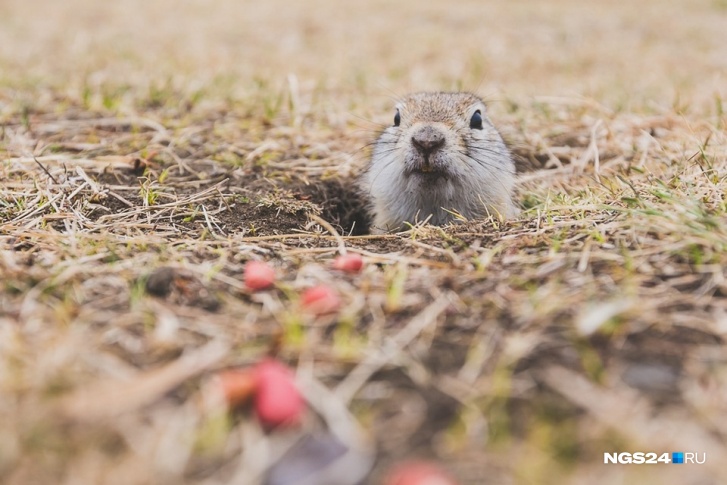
469,110,483,130
394,109,401,127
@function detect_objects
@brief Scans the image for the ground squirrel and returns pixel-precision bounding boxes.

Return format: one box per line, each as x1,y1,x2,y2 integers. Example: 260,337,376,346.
361,92,517,232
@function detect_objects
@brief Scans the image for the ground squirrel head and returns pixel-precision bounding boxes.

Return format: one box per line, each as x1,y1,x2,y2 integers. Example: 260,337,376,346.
361,92,517,233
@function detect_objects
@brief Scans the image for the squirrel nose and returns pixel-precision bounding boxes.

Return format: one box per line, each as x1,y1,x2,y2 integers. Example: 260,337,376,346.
411,127,445,155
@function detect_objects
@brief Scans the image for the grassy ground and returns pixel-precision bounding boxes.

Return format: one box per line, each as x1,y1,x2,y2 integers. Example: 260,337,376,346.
1,0,727,484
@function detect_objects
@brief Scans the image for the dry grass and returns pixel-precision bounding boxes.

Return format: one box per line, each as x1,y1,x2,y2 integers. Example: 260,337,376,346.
1,1,727,484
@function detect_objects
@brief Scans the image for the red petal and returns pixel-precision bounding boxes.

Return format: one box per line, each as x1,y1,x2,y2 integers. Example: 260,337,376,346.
301,285,341,315
384,460,458,485
253,359,305,428
244,261,276,291
332,253,364,273
216,369,256,408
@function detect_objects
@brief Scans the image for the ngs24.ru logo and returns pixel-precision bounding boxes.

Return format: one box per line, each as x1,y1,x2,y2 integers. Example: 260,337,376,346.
604,452,706,464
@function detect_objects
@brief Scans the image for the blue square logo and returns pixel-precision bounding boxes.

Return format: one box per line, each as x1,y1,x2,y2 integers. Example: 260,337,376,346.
672,452,684,464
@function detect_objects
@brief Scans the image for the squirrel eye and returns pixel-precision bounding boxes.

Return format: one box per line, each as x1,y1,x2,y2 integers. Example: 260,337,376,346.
393,109,401,127
470,110,483,130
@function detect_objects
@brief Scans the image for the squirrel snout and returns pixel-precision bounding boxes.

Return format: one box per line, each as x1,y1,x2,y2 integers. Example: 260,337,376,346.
411,127,445,155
